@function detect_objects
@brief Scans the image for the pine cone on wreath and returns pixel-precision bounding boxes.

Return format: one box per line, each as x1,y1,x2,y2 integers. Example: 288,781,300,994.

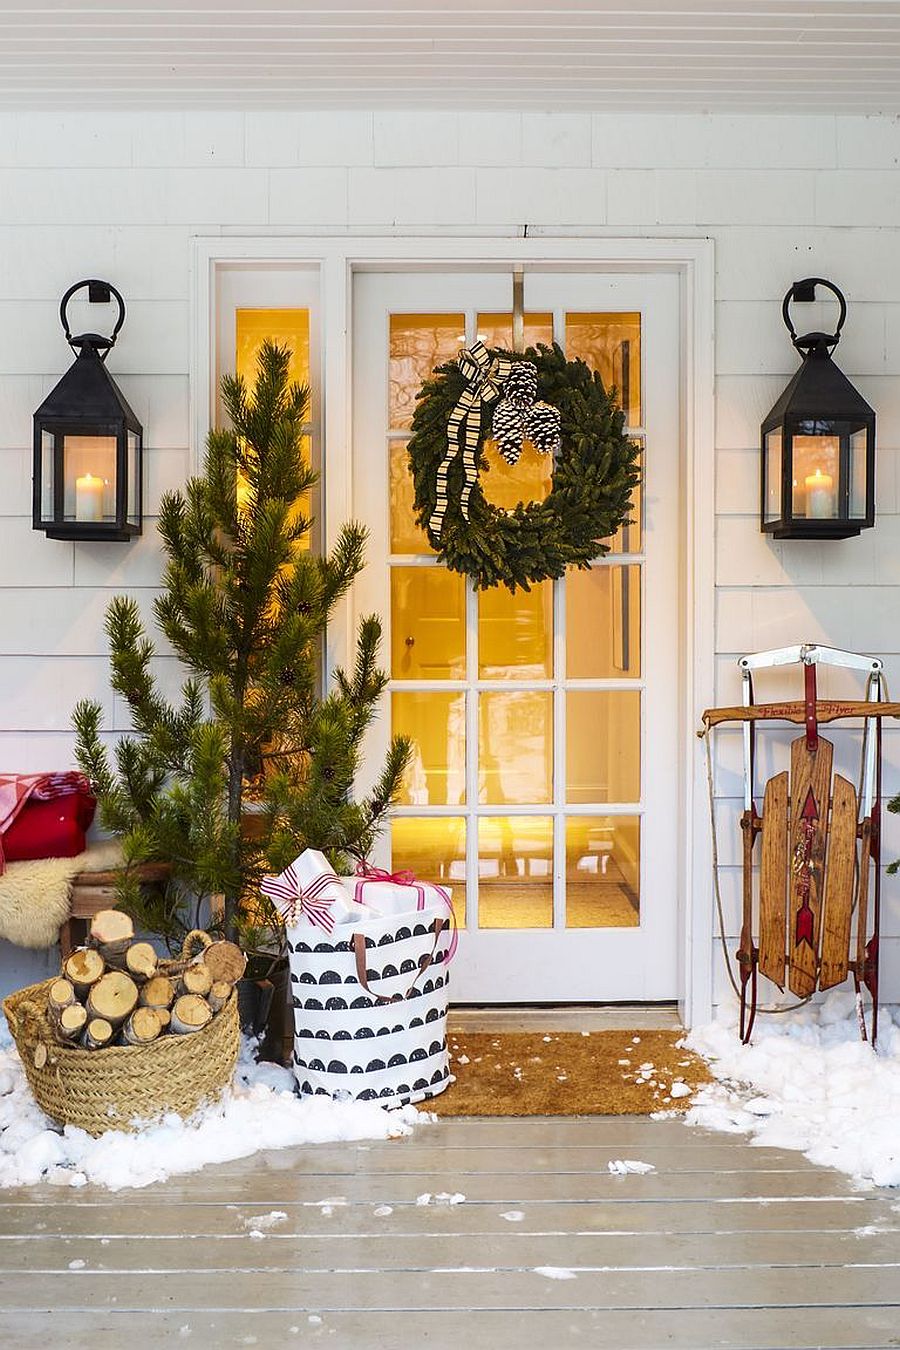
504,361,539,407
526,401,562,456
491,400,526,464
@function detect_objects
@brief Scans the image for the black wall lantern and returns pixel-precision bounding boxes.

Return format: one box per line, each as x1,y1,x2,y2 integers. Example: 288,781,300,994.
33,279,142,541
761,278,875,540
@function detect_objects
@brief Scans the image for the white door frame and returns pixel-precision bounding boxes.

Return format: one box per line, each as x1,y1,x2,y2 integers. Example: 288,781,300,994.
190,233,716,1027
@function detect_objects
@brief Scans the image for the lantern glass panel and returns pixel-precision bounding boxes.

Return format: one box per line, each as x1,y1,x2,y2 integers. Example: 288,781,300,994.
850,428,868,518
127,430,140,526
763,428,782,523
790,431,840,521
39,430,54,522
65,434,116,523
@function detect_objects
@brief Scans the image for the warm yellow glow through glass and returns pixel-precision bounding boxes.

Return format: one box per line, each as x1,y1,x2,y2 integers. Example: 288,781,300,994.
390,440,433,555
236,308,310,390
475,312,554,350
480,437,554,511
392,817,467,925
63,435,117,521
479,691,553,805
565,816,640,927
391,567,466,679
566,691,641,804
478,581,552,680
393,691,466,806
390,314,465,432
235,308,312,543
478,815,553,928
566,312,641,425
790,435,841,520
567,565,641,679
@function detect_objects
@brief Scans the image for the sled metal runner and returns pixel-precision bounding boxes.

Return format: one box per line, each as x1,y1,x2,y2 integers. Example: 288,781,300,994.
701,644,895,1045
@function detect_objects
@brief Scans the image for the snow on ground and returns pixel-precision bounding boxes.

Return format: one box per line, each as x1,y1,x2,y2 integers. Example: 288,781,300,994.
0,1018,424,1192
685,990,900,1188
607,1158,655,1175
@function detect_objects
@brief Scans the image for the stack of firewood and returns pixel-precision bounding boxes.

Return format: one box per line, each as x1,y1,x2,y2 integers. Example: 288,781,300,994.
47,911,245,1051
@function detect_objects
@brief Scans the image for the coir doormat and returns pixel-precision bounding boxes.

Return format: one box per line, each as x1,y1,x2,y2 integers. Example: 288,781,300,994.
429,1030,710,1116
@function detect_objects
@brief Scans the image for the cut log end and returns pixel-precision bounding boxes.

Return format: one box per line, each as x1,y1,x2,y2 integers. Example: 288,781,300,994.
53,1003,88,1043
140,975,176,1011
207,980,233,1014
63,947,105,996
89,908,136,967
48,978,76,1013
86,971,139,1027
125,942,158,983
170,994,212,1035
82,1017,114,1050
180,964,213,998
88,908,135,948
200,940,246,985
122,1006,163,1046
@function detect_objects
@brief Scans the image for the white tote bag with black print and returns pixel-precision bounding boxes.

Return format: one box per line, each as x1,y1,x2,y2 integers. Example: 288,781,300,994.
287,904,451,1106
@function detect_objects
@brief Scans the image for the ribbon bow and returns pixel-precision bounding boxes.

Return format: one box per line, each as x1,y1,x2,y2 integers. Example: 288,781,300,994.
429,341,513,538
261,863,340,933
355,861,417,886
353,860,459,963
490,361,562,466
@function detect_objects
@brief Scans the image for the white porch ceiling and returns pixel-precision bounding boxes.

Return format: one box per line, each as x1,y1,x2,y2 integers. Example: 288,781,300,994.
2,0,900,112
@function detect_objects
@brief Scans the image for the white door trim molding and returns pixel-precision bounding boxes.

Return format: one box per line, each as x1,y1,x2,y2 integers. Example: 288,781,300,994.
190,233,716,1026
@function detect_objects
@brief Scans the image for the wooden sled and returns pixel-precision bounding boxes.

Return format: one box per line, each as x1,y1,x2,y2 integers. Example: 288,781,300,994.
702,644,896,1045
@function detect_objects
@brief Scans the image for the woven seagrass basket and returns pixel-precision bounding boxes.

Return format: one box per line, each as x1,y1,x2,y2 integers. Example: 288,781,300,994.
3,931,240,1136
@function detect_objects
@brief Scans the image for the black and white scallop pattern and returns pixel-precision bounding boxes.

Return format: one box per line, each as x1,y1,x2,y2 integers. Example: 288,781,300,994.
294,1047,451,1106
286,904,451,1107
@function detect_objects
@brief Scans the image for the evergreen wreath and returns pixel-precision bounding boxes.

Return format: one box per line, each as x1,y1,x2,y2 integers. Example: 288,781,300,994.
407,340,641,592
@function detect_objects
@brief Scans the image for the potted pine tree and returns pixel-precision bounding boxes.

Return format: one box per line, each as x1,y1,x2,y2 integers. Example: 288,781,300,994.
74,341,410,1056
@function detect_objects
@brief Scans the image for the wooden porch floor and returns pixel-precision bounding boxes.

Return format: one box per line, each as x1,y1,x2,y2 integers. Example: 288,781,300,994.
0,1116,898,1349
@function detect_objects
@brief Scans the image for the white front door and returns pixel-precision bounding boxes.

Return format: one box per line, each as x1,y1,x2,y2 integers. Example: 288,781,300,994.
351,268,681,1002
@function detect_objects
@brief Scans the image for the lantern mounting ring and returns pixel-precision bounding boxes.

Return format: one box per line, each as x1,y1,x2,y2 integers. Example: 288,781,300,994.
782,277,847,354
60,278,126,362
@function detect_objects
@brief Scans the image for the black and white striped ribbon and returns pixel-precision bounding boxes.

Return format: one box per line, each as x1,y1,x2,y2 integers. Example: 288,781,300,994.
429,341,512,538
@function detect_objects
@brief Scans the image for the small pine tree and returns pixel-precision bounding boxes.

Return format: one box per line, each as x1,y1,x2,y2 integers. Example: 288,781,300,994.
74,340,410,952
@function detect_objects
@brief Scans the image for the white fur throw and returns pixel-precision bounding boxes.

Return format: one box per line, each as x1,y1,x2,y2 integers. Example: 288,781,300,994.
0,841,123,949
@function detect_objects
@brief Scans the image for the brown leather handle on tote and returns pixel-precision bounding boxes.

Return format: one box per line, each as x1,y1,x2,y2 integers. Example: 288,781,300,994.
352,918,447,1005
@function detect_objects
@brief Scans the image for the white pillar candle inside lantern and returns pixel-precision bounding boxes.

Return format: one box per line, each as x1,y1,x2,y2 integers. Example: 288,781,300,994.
75,472,104,522
805,467,835,519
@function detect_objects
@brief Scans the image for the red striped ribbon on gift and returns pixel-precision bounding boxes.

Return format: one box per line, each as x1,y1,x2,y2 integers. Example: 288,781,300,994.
260,864,340,934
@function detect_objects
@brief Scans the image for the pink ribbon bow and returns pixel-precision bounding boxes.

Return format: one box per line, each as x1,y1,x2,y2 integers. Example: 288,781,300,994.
353,860,459,962
261,864,341,934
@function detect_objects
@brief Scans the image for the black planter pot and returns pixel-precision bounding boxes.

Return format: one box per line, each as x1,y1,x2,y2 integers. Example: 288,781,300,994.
237,978,274,1039
237,963,291,1065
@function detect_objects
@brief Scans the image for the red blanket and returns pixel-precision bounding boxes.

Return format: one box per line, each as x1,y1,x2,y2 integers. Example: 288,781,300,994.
0,773,96,872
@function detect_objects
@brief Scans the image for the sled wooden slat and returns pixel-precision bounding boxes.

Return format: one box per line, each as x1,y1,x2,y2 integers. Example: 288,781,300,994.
819,774,858,990
787,735,832,998
758,771,788,987
701,699,900,728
